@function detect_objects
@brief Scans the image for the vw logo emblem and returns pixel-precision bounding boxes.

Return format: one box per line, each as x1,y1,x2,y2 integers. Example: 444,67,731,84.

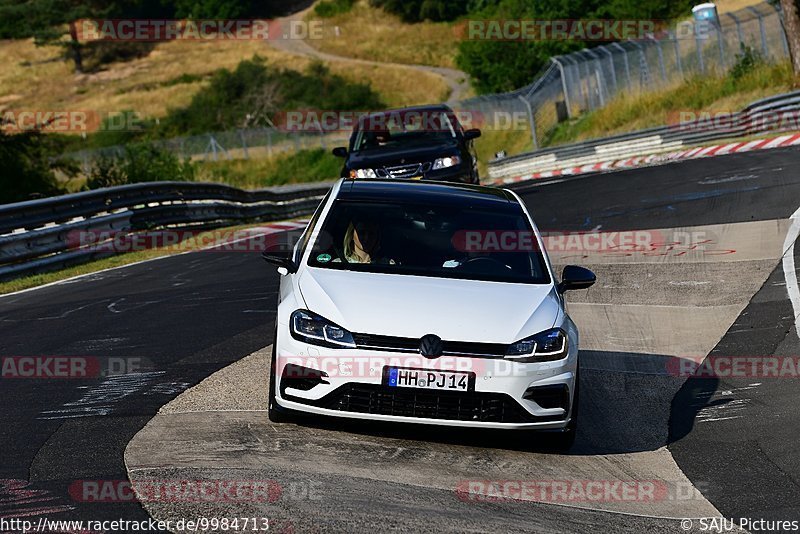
419,334,444,359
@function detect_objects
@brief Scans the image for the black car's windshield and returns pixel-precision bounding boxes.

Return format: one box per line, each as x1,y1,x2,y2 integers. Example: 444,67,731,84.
307,199,551,284
352,110,457,152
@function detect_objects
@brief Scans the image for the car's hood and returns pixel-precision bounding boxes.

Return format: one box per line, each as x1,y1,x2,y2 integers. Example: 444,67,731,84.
297,268,559,343
348,141,460,168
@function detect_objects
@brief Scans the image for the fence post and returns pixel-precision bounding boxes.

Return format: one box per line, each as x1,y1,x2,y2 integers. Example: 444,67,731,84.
611,43,632,92
728,12,744,47
600,46,617,97
517,95,538,150
551,57,573,118
715,24,726,69
671,31,683,78
630,41,650,89
748,7,769,57
771,2,790,57
239,130,249,160
651,37,668,83
585,49,606,107
695,26,706,74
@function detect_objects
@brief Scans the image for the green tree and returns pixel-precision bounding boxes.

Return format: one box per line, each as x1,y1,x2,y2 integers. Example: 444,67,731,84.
0,131,67,204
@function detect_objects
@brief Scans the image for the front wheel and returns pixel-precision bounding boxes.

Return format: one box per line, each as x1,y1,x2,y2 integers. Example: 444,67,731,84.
268,341,293,423
551,374,579,452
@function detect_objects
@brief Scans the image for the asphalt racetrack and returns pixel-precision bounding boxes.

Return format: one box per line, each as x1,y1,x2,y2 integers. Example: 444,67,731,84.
2,146,800,533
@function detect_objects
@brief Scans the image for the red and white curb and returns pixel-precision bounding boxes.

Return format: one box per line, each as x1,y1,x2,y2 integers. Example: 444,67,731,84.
491,132,800,185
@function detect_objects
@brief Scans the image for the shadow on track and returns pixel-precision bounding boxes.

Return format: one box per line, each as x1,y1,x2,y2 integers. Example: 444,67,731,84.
280,351,721,456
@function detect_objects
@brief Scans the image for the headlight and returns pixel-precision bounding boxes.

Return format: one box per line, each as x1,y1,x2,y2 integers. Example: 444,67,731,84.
505,328,567,363
432,155,461,170
350,168,377,179
290,310,356,348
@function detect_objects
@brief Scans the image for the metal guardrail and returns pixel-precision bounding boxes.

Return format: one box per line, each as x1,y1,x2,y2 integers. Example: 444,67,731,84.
0,181,331,282
488,90,800,179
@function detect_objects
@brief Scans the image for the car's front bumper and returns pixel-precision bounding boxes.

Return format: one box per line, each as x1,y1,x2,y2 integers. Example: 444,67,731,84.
273,332,577,430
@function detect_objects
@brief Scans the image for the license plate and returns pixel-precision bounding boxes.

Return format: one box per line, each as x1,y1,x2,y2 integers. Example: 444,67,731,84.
384,367,473,392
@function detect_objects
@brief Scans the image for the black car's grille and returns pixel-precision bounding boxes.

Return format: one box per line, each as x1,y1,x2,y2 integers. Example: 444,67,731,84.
352,333,508,357
377,162,432,179
313,383,560,423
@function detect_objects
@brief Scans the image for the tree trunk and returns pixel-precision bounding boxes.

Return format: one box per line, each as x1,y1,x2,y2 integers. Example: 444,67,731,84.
68,20,84,73
780,0,800,76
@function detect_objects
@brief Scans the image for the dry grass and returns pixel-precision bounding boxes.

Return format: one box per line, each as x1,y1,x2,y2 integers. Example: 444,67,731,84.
0,36,446,123
307,0,459,68
714,0,765,14
544,62,795,146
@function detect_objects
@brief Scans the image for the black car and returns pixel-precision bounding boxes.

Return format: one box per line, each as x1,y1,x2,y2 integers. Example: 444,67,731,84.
332,104,481,184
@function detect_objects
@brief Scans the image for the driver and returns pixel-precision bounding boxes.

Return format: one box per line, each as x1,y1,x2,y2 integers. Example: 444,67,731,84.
342,219,396,265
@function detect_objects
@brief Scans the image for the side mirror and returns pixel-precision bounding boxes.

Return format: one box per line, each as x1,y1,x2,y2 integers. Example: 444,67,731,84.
262,249,297,275
464,128,481,140
332,147,348,158
558,265,596,293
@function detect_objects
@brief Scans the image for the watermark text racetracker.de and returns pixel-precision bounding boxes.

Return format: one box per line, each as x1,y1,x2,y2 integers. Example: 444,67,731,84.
0,356,152,379
455,479,708,503
74,18,323,41
68,478,323,503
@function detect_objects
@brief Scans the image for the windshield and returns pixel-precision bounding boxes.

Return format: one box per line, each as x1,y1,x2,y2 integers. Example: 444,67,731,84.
307,199,551,284
352,110,457,152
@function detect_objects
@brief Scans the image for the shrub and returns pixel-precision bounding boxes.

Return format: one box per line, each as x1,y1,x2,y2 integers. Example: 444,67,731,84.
158,56,384,137
315,0,356,17
730,43,763,82
87,144,195,189
0,131,66,204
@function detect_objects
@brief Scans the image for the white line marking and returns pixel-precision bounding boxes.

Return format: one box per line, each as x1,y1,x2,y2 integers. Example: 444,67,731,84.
783,207,800,332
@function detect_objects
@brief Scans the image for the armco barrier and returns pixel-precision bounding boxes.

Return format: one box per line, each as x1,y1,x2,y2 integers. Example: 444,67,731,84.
0,181,331,282
488,90,800,180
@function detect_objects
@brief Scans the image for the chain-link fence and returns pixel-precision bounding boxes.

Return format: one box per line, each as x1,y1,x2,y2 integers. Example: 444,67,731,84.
61,127,350,172
456,1,789,151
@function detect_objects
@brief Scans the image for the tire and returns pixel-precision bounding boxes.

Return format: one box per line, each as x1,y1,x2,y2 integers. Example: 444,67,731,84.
552,373,579,452
268,341,293,424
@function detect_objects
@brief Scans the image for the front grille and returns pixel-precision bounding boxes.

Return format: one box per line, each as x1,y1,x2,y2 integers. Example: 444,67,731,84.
352,333,507,357
312,383,560,423
381,163,423,178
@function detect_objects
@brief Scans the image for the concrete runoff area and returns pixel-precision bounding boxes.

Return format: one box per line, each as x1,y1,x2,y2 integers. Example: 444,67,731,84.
125,217,790,531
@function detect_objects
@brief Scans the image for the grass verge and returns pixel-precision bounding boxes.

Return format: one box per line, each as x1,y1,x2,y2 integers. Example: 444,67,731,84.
196,148,341,188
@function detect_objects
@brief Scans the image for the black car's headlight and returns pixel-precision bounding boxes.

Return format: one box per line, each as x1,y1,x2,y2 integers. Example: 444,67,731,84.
432,155,461,170
505,328,568,363
290,310,356,349
350,168,377,179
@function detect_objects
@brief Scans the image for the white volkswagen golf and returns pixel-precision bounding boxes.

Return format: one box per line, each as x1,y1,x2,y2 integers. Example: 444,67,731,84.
263,178,595,448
